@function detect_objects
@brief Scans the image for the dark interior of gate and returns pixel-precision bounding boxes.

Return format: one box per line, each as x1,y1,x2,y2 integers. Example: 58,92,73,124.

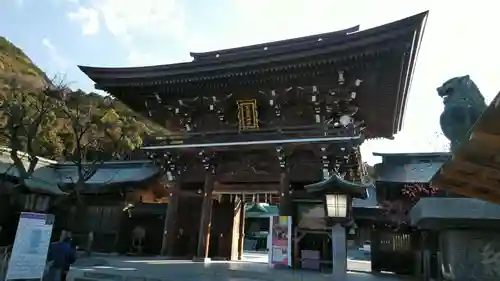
79,12,428,272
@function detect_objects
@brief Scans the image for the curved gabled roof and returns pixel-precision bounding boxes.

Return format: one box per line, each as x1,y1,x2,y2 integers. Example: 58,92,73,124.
189,25,360,61
78,12,427,83
78,11,428,139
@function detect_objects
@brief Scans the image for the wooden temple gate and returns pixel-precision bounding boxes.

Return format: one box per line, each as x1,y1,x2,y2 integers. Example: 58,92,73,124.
78,12,427,262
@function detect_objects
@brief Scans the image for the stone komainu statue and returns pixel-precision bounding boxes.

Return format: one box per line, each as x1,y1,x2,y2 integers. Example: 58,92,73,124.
438,75,487,152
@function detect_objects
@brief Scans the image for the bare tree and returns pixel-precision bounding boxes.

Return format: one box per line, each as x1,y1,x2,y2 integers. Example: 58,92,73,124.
0,77,61,190
57,94,142,204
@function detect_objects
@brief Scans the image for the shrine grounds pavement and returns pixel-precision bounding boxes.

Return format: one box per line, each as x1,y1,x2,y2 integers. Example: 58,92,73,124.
66,254,412,281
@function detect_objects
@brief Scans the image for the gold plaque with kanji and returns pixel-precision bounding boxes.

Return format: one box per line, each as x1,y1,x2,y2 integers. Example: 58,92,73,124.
237,99,259,130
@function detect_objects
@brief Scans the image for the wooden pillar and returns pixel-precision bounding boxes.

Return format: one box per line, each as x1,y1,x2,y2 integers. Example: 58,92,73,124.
160,153,181,256
161,181,180,256
237,196,245,260
279,171,292,216
216,195,233,259
195,173,215,260
370,227,381,273
276,146,292,216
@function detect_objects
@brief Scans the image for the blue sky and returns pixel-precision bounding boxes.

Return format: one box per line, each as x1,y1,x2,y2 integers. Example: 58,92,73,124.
1,0,500,163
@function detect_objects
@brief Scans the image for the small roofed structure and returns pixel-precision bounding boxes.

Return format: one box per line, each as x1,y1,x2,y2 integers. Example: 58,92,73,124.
0,147,64,195
304,173,370,199
374,152,449,184
371,152,448,276
0,149,166,252
0,147,162,196
52,160,160,193
51,160,165,255
432,92,500,203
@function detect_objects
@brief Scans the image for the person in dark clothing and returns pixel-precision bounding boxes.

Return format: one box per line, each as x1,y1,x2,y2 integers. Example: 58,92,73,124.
44,237,76,281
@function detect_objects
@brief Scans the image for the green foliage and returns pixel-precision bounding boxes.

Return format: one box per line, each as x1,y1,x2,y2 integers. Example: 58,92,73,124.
0,79,60,179
0,37,168,165
0,36,170,205
0,82,166,162
58,91,149,162
0,36,48,86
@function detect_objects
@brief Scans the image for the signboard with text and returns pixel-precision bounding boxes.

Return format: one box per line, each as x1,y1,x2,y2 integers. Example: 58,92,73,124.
6,212,54,280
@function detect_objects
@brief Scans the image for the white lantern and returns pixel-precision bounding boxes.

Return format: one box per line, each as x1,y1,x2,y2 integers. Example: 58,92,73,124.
325,194,348,218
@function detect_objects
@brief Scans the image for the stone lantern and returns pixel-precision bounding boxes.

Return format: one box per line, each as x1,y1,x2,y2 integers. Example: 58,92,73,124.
305,173,371,279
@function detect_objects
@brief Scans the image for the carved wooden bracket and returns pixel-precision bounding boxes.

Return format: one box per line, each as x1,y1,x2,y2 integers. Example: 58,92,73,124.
199,150,217,174
319,145,331,180
275,146,293,172
162,152,181,181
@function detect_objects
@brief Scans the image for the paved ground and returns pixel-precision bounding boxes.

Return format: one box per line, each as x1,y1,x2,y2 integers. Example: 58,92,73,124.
241,251,268,263
347,249,371,262
67,254,409,281
242,251,372,272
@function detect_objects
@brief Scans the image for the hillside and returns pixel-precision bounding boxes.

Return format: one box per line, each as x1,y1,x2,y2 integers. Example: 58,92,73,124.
0,36,168,160
0,37,49,88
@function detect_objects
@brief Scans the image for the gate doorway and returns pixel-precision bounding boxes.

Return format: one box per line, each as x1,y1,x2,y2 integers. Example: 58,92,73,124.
240,193,279,264
371,227,415,275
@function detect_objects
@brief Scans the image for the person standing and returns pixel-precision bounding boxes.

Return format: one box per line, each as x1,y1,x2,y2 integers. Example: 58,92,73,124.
44,237,76,281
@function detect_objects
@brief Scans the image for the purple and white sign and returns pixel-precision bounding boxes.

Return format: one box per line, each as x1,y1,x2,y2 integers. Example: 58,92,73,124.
6,212,54,280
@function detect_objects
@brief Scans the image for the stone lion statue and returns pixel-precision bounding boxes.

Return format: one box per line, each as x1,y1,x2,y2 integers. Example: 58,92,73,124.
438,75,487,151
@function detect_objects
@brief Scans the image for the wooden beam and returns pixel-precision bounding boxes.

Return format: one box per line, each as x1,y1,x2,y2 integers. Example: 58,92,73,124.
143,135,361,150
451,161,500,186
217,174,280,183
179,190,204,197
441,168,495,190
434,175,500,204
455,139,500,167
214,182,280,193
470,131,500,148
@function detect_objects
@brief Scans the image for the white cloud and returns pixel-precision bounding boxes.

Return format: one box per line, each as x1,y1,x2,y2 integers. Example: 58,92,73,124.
67,0,185,43
42,38,70,70
126,51,152,66
67,6,100,35
126,51,161,66
126,50,187,67
101,0,184,41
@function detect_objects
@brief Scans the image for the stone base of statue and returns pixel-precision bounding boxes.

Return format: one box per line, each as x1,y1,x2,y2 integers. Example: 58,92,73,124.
410,197,500,281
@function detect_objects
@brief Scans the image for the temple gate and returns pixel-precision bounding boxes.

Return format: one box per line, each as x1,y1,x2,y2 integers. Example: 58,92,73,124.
79,12,427,263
